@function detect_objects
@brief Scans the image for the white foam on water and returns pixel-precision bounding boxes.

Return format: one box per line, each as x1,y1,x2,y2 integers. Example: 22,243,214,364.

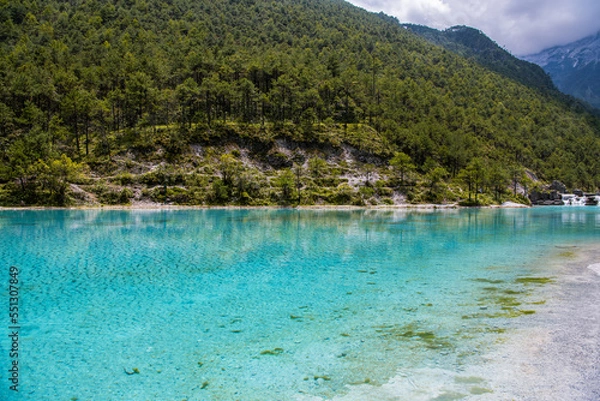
588,263,600,275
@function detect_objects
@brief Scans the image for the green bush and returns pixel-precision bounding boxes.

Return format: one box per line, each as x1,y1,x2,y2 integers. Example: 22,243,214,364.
359,186,375,198
458,193,494,207
209,179,231,204
381,197,395,205
112,172,136,185
150,186,189,204
92,184,133,205
0,185,21,206
330,184,356,205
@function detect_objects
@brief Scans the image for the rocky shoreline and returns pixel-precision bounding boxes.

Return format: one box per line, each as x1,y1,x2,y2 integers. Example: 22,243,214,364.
0,201,534,211
529,180,600,206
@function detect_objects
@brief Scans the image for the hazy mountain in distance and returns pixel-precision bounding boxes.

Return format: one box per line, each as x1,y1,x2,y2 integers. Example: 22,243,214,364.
523,32,600,109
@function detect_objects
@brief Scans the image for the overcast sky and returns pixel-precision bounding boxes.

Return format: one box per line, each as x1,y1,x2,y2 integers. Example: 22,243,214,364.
346,0,600,55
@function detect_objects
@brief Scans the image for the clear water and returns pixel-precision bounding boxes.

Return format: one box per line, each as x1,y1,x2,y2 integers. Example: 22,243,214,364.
0,207,598,401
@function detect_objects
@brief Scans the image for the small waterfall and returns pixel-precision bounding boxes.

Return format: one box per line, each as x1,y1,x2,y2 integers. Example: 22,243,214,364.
561,194,600,206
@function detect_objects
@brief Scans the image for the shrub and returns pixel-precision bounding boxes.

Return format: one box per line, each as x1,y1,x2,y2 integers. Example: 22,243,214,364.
92,184,133,205
381,197,395,205
112,172,136,185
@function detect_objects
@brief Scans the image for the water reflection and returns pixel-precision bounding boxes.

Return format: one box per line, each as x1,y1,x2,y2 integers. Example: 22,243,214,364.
0,207,597,400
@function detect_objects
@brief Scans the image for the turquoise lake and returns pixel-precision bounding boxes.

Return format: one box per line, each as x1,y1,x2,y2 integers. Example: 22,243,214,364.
1,207,599,400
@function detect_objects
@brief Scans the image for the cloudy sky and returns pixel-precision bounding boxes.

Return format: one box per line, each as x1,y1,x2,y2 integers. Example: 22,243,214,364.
346,0,600,55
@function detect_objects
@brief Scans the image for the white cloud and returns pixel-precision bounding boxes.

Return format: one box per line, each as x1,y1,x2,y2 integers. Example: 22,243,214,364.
347,0,600,55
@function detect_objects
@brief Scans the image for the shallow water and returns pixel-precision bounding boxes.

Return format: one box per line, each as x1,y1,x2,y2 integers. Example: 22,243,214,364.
0,207,598,400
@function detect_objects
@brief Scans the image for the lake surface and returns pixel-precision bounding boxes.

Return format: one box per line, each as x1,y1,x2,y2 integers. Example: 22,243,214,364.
1,207,598,400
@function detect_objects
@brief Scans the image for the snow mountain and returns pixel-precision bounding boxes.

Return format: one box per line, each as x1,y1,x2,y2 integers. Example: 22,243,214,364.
523,32,600,109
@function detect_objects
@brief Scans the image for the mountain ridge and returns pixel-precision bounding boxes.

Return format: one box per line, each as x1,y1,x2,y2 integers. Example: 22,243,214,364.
402,24,557,93
523,32,600,109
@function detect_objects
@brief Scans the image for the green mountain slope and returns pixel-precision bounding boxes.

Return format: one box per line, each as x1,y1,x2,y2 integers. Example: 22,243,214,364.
1,0,599,206
402,24,557,93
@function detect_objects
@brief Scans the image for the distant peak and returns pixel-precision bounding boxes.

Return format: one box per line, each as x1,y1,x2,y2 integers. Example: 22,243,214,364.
446,25,480,34
522,31,600,109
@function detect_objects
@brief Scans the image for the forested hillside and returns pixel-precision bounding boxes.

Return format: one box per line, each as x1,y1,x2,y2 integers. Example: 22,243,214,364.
402,24,558,94
1,0,599,206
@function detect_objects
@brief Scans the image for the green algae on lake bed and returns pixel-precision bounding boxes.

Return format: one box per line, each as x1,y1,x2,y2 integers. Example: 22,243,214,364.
374,322,456,350
514,276,555,285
